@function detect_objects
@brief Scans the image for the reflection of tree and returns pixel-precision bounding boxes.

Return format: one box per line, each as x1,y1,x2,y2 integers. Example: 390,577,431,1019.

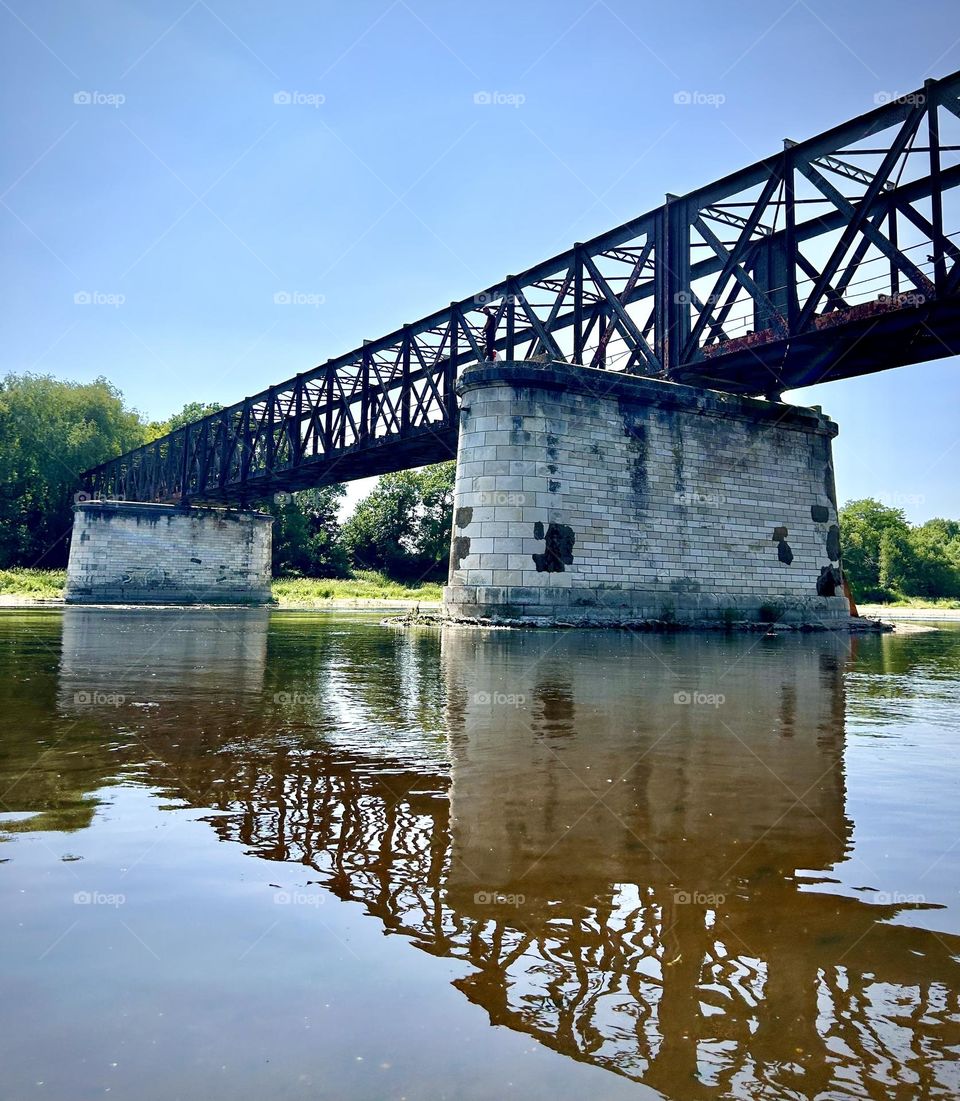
2,611,959,1097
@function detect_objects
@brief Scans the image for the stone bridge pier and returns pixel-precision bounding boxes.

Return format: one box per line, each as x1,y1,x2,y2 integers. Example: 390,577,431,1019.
443,360,851,627
65,500,273,605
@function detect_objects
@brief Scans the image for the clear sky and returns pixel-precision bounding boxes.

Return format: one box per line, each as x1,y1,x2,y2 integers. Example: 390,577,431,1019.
2,0,958,522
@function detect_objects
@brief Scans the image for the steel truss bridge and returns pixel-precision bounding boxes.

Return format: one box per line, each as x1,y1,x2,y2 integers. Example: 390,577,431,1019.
85,71,960,505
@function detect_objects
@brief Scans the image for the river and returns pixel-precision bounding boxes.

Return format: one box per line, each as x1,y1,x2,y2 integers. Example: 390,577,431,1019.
1,608,959,1100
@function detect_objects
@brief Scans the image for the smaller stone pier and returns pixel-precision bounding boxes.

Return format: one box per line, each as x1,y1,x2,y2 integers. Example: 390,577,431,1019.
65,500,273,605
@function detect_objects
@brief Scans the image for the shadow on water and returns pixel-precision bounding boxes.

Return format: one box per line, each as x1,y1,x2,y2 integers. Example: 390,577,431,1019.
2,608,960,1098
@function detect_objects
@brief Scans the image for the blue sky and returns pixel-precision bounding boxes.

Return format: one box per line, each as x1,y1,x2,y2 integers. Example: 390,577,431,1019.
2,0,958,521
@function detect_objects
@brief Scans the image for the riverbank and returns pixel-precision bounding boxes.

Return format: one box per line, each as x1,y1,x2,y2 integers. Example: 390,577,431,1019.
857,604,960,621
4,568,959,619
0,568,442,609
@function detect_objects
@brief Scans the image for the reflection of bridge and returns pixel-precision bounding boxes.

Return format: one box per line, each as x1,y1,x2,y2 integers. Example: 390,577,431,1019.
47,614,960,1098
83,73,960,506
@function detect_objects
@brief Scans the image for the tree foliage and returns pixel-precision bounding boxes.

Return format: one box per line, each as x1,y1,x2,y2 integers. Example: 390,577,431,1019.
146,401,223,441
839,498,960,602
0,374,147,568
267,487,350,578
343,462,455,581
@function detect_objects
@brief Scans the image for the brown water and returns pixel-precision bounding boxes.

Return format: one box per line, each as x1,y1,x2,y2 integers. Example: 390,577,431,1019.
1,609,959,1100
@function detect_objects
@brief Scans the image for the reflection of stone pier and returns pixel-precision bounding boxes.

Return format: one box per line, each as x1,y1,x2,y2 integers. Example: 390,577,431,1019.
58,607,270,714
442,630,847,911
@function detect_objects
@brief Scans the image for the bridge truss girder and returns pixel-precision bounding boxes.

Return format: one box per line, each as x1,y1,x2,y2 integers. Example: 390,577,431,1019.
85,72,960,505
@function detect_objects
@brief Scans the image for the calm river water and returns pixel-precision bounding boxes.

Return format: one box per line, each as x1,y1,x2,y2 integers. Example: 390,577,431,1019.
1,609,959,1100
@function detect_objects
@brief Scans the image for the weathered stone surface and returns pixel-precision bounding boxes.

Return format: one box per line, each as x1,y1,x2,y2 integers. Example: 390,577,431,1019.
443,361,850,627
65,500,273,605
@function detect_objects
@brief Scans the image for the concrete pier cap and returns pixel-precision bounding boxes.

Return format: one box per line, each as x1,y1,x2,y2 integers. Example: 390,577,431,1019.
442,360,852,628
65,499,273,605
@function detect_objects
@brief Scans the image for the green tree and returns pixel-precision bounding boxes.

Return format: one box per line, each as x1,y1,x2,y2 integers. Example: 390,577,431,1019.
878,526,919,596
907,520,960,598
343,462,455,581
840,500,960,601
268,486,350,577
838,499,911,601
146,401,223,440
0,373,147,568
412,461,457,570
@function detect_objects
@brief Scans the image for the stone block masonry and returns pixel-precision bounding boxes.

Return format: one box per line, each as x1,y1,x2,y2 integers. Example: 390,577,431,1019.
65,500,273,605
443,361,851,627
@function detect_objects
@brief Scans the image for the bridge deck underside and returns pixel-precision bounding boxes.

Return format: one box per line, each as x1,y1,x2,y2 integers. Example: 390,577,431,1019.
679,297,960,392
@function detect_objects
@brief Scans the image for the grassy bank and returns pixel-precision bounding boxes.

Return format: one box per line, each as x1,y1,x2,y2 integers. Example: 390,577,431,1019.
0,567,441,606
0,567,66,600
859,596,960,610
272,571,442,606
